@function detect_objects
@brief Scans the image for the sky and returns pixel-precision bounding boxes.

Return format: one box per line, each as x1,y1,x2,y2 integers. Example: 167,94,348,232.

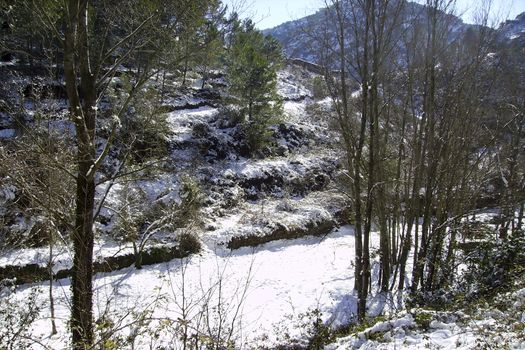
222,0,525,30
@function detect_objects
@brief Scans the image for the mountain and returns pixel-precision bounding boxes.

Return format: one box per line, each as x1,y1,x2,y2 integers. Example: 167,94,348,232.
263,1,469,61
264,1,525,62
262,8,329,62
498,11,525,44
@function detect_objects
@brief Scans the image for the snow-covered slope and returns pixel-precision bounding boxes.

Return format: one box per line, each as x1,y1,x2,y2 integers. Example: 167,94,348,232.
499,12,525,43
3,55,523,349
0,61,364,349
0,63,347,277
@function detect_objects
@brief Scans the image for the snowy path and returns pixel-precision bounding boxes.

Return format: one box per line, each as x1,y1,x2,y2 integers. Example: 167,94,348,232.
18,225,380,349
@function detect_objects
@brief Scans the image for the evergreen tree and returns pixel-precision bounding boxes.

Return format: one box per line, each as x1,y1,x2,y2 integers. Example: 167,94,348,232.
226,19,283,153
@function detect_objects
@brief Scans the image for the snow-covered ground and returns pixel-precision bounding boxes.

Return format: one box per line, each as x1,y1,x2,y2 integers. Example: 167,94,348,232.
327,294,525,350
8,226,382,349
6,217,525,349
3,63,524,350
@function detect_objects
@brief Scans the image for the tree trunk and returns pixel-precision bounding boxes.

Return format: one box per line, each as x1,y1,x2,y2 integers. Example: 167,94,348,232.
182,35,190,86
48,231,57,335
71,166,96,348
133,242,143,269
64,1,97,348
518,202,524,231
331,0,367,321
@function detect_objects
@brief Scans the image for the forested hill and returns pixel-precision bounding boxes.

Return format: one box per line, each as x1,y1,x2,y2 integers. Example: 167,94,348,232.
499,11,525,44
264,1,525,62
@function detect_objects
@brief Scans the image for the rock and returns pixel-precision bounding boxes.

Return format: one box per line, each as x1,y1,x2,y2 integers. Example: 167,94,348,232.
226,217,335,249
429,320,455,330
0,242,200,285
223,169,236,179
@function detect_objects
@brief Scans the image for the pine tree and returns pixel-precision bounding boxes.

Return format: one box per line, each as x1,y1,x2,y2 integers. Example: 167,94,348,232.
226,19,283,153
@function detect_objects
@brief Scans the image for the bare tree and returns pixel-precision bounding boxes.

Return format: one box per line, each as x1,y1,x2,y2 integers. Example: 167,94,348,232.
8,1,219,347
319,0,404,319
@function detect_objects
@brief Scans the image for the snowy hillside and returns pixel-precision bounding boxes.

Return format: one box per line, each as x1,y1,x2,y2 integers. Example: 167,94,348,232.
499,12,525,44
1,2,525,345
0,63,356,348
2,61,524,349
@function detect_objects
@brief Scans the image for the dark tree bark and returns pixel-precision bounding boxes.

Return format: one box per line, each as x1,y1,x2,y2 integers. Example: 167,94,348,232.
63,1,98,347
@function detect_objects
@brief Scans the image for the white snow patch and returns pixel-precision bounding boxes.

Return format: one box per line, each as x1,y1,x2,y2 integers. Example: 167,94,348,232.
9,225,383,349
0,129,15,138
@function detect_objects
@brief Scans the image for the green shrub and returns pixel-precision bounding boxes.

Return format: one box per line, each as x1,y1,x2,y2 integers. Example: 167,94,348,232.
177,232,201,255
413,311,433,330
225,20,283,156
120,109,171,163
243,111,280,155
311,76,328,100
175,176,202,227
218,105,245,127
110,80,171,163
460,229,525,299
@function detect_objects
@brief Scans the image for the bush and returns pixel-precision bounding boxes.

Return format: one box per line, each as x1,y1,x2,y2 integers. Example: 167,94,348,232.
243,113,278,156
24,217,52,248
177,232,201,256
111,185,147,244
311,76,328,100
192,122,211,138
120,110,171,163
413,311,433,330
0,129,75,248
175,176,203,227
217,105,245,128
460,229,525,298
110,80,171,163
0,285,42,349
112,176,203,245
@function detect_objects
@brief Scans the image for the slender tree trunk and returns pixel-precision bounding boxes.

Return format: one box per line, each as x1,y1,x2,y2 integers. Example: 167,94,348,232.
133,242,143,269
518,202,524,231
182,36,190,86
48,231,57,335
331,0,367,320
358,0,374,320
412,0,438,293
398,51,420,290
64,1,97,348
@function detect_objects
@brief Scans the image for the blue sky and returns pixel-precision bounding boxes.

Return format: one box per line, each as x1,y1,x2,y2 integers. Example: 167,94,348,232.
222,0,525,29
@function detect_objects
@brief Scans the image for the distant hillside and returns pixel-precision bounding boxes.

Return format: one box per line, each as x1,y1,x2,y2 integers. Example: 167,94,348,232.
498,11,525,44
264,1,465,61
264,1,525,63
262,8,330,62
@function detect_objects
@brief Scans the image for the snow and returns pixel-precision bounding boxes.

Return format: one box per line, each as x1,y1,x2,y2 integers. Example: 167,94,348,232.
325,299,525,350
8,225,382,349
234,153,329,179
326,317,474,350
203,190,345,245
0,184,16,203
283,100,308,121
3,59,525,350
167,106,219,142
277,71,311,100
0,128,15,138
0,237,137,272
0,147,340,270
